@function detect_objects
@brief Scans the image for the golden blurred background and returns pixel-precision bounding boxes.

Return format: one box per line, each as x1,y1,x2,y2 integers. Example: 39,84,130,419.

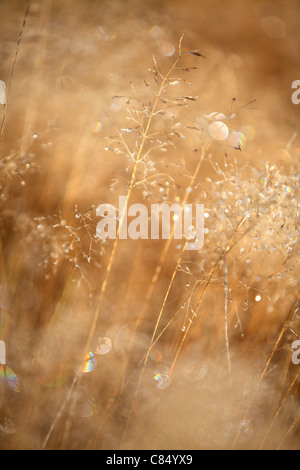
0,0,299,450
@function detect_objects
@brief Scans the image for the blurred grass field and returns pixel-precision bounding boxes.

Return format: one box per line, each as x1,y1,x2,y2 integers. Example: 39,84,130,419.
0,0,299,450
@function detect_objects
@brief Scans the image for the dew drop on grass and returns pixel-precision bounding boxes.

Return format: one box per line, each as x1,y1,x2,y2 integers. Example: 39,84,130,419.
0,366,21,393
184,225,196,240
150,25,165,38
153,372,171,390
208,121,229,141
160,41,176,57
294,308,300,320
240,419,255,437
93,122,103,133
241,125,256,142
79,352,97,374
228,131,246,149
80,397,98,418
214,112,227,120
95,337,112,355
153,366,171,390
0,418,16,435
